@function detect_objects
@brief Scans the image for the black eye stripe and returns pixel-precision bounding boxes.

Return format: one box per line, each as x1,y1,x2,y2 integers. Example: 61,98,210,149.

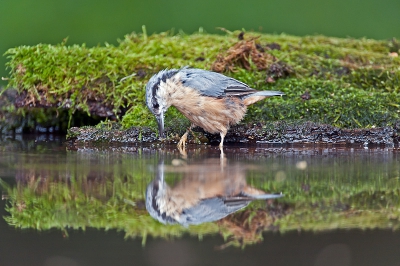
151,82,159,98
152,96,159,109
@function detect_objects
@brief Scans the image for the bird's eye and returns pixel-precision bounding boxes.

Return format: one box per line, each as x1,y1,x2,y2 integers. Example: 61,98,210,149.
153,103,159,109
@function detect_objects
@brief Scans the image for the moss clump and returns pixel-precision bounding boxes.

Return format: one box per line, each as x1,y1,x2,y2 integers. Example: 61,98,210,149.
3,30,400,133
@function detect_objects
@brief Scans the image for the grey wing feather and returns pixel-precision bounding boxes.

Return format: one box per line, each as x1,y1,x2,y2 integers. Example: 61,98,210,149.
179,197,250,226
178,68,257,98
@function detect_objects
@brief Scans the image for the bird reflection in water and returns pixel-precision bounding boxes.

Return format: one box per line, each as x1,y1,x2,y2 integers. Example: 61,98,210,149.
145,159,283,227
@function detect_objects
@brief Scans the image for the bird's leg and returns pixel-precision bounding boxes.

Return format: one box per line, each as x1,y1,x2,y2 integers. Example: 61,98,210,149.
177,124,194,149
219,148,226,171
219,131,226,150
219,131,226,169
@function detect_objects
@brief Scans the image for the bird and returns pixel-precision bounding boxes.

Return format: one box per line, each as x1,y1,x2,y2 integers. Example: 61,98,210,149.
145,67,284,148
145,159,283,227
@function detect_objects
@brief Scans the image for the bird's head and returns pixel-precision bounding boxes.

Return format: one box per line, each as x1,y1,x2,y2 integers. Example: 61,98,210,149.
145,69,179,139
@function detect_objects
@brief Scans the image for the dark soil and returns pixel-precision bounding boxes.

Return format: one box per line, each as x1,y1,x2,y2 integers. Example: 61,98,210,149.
66,121,400,147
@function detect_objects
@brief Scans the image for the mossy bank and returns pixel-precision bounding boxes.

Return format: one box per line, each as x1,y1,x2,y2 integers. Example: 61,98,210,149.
2,29,400,143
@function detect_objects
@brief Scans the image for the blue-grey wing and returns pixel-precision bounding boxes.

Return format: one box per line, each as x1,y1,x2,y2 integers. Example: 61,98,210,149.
179,197,251,226
178,68,257,98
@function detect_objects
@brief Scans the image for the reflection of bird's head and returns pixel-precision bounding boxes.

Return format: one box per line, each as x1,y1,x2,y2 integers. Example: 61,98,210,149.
145,163,178,225
145,181,176,225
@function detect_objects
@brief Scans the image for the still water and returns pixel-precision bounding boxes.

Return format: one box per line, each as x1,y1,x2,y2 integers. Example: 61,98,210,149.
1,135,400,266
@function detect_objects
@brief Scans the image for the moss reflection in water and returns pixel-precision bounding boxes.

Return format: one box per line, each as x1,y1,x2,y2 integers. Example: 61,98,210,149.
1,148,400,248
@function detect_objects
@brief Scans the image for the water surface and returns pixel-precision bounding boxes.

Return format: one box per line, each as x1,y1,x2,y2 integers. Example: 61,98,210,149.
1,135,400,265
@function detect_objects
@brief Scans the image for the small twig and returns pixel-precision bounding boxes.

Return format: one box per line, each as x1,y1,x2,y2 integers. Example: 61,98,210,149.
120,73,136,82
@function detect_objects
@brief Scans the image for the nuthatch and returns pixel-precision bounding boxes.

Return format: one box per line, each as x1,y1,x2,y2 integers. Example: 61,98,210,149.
145,67,284,148
145,160,283,227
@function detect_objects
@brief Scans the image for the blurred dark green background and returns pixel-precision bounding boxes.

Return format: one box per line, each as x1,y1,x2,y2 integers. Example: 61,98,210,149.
1,0,400,86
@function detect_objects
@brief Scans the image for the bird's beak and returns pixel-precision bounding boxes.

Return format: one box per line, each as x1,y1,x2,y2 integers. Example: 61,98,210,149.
156,112,165,139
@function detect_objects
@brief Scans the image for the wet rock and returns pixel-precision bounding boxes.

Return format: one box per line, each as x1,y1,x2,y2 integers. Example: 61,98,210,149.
66,125,158,145
216,122,398,147
66,121,400,148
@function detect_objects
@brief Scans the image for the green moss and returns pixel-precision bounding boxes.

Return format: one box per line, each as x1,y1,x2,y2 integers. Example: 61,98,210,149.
4,30,400,131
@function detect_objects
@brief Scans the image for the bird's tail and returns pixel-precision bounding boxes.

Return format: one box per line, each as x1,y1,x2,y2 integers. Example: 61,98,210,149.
243,192,284,200
244,90,285,98
242,90,284,105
